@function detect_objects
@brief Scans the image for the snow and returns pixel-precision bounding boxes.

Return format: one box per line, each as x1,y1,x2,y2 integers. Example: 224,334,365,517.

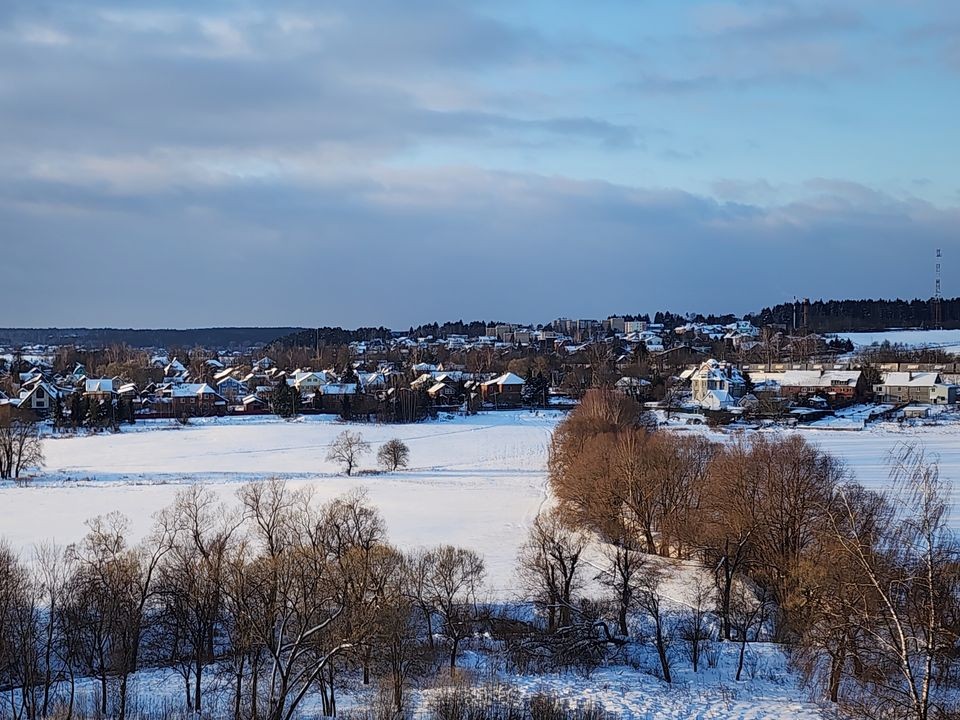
7,409,957,718
667,422,960,527
837,328,960,352
4,411,559,596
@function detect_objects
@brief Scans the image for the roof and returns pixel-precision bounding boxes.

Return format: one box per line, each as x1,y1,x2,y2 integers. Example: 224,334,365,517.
700,389,734,409
615,377,651,388
482,372,525,387
749,370,862,389
169,383,223,398
880,371,941,388
321,383,358,395
85,378,115,393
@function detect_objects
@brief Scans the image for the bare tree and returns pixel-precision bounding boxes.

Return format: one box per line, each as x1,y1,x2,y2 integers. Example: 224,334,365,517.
0,540,43,720
823,444,960,720
518,509,587,634
62,512,171,720
731,581,773,682
678,577,713,673
326,430,370,476
0,410,44,480
377,439,410,472
425,545,485,673
230,482,398,720
597,536,647,637
154,486,240,714
635,564,674,683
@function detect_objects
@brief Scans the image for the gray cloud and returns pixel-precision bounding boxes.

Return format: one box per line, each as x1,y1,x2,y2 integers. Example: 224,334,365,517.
2,167,956,327
0,0,957,328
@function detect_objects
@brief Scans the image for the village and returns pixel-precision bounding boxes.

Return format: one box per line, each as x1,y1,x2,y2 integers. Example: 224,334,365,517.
3,310,959,434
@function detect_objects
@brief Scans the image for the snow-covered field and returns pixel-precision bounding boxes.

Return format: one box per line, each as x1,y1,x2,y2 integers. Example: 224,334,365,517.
4,412,557,595
5,410,959,719
837,328,960,352
4,411,959,584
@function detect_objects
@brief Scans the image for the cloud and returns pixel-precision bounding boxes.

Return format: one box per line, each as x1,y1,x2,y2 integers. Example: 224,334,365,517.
1,165,956,327
0,0,957,328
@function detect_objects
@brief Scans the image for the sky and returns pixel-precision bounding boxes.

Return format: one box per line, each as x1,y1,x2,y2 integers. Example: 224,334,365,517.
1,0,958,329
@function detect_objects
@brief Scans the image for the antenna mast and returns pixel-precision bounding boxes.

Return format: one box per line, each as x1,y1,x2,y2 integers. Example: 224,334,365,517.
933,248,943,330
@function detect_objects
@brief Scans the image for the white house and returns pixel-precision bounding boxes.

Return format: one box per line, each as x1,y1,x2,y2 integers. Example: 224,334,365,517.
689,360,746,406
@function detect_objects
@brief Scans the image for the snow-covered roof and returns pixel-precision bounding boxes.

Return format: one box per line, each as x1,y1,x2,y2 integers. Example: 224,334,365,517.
615,377,651,388
85,378,115,394
879,371,941,388
749,370,861,389
482,372,525,387
170,383,222,398
165,359,187,374
321,383,357,395
700,389,734,410
214,368,237,382
20,381,59,401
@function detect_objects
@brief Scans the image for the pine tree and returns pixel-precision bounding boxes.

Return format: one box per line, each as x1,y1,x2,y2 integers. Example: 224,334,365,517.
52,396,65,432
86,400,104,429
70,393,83,430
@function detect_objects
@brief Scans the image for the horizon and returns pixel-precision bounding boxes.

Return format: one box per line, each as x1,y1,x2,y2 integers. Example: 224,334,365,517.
2,1,957,327
0,293,956,336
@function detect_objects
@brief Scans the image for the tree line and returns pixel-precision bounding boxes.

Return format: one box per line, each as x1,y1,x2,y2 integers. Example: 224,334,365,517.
547,389,960,719
751,297,960,332
0,484,490,720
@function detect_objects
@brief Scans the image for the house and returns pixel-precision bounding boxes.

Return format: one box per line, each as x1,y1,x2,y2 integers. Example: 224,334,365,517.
291,371,329,393
164,358,188,380
164,383,228,417
480,372,525,406
117,383,139,399
428,381,460,404
701,389,736,411
217,376,247,402
359,372,389,391
747,369,865,406
690,360,746,405
615,376,651,398
84,378,117,401
240,394,269,414
18,381,59,415
873,372,958,404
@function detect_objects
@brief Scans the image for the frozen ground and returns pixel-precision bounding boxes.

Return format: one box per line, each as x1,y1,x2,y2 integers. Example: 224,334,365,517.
6,410,956,718
3,411,959,586
836,328,960,352
3,411,558,596
668,422,960,527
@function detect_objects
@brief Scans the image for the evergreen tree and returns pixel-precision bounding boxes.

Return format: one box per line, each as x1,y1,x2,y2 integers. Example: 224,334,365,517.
86,399,104,429
52,396,65,432
70,393,83,430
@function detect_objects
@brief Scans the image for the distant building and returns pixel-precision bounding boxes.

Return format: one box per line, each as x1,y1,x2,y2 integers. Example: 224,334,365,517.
873,372,958,404
689,360,746,407
480,372,525,406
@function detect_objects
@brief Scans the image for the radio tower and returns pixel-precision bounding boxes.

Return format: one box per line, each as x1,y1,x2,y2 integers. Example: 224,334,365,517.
933,248,943,330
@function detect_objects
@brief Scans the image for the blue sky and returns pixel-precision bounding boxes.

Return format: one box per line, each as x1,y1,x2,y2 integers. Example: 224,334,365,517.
1,0,958,327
